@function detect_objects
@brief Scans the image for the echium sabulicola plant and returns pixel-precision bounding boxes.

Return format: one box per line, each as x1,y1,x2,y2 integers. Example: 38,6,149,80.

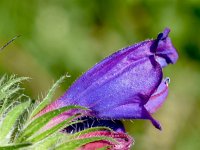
0,28,178,150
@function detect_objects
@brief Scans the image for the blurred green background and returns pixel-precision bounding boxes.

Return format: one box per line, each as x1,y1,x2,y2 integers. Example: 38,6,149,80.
0,0,200,149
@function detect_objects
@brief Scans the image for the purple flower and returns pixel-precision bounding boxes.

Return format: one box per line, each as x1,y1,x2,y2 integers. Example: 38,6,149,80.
37,28,178,130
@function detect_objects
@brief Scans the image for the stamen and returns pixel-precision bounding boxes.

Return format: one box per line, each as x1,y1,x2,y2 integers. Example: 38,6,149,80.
164,77,170,86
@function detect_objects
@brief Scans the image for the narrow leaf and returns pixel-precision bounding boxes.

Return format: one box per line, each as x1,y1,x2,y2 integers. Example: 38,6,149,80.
0,142,32,150
0,75,6,86
55,136,116,150
17,105,87,142
31,75,68,118
0,101,30,143
29,114,82,143
30,133,64,150
0,76,29,92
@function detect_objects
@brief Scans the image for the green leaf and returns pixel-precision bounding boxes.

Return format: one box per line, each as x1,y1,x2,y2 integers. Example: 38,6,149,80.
31,132,67,150
0,75,29,114
0,142,32,150
0,75,6,86
9,99,34,143
0,76,29,92
55,136,116,150
0,101,30,144
30,75,68,118
17,105,87,142
30,133,64,150
28,113,82,143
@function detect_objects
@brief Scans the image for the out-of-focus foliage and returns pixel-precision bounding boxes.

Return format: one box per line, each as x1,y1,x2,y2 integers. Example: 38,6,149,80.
0,0,199,149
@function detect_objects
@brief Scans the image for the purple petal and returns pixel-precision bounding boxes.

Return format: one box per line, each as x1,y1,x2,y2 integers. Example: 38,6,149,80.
155,28,178,67
145,78,169,114
95,103,161,130
55,46,163,124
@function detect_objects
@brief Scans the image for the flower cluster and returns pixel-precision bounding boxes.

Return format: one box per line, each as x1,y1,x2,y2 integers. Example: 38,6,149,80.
36,28,178,149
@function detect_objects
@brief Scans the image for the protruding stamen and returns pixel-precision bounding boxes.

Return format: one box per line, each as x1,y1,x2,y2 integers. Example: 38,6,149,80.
164,77,170,86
